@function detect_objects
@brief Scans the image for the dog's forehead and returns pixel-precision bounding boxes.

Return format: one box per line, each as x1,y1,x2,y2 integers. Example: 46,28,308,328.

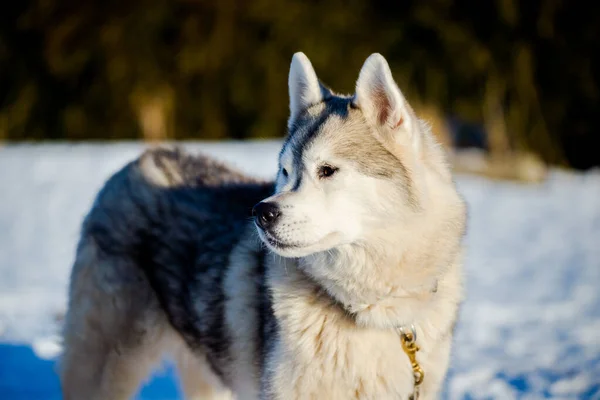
299,116,348,162
281,95,354,166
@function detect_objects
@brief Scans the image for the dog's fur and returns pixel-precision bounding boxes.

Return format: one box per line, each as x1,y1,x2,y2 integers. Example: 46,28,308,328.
60,53,467,400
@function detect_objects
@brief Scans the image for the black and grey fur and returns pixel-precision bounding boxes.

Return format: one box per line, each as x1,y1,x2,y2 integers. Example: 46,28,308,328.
60,53,466,400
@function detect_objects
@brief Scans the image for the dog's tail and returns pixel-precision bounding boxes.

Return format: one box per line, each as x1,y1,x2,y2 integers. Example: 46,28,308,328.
138,145,188,188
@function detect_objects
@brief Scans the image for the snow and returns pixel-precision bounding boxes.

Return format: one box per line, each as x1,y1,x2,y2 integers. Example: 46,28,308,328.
1,141,599,399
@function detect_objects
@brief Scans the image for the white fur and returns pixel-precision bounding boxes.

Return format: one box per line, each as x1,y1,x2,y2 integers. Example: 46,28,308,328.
265,255,461,399
223,229,263,400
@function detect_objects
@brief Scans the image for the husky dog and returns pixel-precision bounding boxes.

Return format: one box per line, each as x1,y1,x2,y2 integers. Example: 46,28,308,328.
60,53,466,400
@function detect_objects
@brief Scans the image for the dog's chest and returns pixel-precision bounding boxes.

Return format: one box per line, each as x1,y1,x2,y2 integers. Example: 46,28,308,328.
267,320,418,399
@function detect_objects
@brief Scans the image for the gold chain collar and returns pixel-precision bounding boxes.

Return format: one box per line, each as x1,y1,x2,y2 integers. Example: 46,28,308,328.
398,325,424,400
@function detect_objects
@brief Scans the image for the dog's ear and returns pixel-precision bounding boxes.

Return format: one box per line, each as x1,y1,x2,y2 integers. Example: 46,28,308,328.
355,53,420,151
288,52,329,130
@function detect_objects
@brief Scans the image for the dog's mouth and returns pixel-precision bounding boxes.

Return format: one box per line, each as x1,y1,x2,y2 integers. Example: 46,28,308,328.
265,235,297,249
257,227,299,250
255,223,343,259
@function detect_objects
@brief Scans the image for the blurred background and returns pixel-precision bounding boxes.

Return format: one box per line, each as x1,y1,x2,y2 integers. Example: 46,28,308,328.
1,1,600,399
1,1,599,174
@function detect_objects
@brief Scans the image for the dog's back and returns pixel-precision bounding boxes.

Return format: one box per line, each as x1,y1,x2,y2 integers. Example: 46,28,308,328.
60,147,272,400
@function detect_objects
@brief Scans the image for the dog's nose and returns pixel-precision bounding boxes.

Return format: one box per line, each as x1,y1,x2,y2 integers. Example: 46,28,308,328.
252,202,281,230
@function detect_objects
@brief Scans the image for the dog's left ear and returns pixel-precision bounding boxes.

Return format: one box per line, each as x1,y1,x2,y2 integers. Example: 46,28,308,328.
355,54,420,151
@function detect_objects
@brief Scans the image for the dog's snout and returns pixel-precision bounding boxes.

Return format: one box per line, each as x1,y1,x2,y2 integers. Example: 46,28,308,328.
253,202,281,230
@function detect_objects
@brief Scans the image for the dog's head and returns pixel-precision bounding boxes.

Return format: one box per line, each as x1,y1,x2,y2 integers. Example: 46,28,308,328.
254,53,462,258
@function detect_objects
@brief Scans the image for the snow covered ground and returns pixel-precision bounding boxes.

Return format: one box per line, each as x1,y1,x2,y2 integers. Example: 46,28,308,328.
0,141,598,399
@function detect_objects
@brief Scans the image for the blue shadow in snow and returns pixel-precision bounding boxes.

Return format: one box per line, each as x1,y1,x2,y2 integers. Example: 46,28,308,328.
0,344,181,399
2,344,599,399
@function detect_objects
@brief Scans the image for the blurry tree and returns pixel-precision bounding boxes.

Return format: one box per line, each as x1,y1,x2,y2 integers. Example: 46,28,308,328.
0,0,598,168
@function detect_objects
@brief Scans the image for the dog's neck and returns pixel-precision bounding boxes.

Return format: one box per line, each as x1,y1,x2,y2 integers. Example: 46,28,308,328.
296,234,447,330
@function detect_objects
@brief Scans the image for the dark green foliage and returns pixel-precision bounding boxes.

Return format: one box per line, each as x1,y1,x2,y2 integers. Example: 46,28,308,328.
1,1,598,167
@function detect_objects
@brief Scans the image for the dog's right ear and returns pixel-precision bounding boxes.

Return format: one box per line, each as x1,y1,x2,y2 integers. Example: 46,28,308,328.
288,52,328,131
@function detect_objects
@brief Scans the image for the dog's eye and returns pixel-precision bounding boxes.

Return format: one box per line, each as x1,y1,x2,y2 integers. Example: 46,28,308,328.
282,168,288,178
318,165,338,179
